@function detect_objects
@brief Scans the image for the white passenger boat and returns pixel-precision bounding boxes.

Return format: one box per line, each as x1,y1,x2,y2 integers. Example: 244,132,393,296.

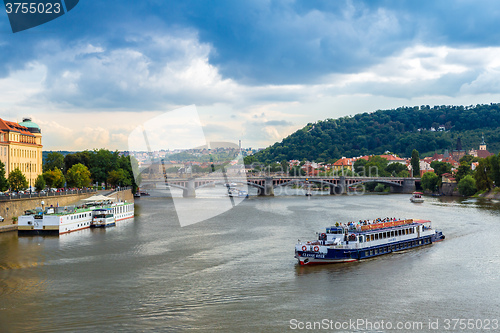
227,187,248,198
410,192,424,203
295,218,444,265
90,208,116,228
18,202,134,235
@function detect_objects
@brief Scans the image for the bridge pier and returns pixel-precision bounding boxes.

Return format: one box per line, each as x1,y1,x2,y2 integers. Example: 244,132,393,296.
402,178,416,193
183,178,196,198
389,178,415,193
259,177,275,196
329,176,346,195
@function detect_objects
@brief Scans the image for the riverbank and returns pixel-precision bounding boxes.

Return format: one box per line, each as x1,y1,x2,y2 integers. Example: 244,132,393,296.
478,188,500,200
0,219,17,233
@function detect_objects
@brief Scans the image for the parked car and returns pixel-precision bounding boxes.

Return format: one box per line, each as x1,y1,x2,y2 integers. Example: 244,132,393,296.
0,216,4,222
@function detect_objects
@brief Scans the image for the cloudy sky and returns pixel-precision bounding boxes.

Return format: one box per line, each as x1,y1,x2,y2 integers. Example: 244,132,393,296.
2,0,500,151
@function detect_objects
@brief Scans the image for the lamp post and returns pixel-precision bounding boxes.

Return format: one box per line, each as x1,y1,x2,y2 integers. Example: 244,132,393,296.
28,163,31,193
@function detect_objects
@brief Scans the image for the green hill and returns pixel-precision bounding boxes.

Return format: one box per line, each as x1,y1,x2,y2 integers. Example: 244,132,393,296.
249,104,500,164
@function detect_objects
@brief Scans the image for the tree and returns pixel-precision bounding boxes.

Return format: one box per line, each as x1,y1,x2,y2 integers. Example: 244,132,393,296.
8,168,28,192
64,151,91,172
88,149,118,187
455,162,472,183
411,149,420,177
34,175,46,192
290,165,305,176
43,168,65,188
430,161,452,177
474,158,492,191
353,158,368,176
398,170,410,177
107,169,132,187
490,154,500,187
0,161,8,191
457,175,477,196
421,172,439,192
43,152,65,172
459,155,475,165
365,156,390,177
385,162,408,176
66,163,92,188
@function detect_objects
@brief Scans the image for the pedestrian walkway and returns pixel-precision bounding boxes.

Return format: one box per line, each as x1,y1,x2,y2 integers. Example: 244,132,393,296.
0,218,17,233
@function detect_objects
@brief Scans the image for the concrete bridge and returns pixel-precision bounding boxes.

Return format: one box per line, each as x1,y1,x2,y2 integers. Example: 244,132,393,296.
150,176,418,197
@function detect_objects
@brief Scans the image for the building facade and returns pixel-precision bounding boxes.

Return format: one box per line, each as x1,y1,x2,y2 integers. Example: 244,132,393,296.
0,117,43,189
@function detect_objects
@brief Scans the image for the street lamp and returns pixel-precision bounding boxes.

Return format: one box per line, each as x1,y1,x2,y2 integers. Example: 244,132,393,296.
28,163,31,193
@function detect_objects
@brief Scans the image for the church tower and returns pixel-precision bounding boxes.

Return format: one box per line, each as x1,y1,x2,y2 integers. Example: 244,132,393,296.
479,133,487,151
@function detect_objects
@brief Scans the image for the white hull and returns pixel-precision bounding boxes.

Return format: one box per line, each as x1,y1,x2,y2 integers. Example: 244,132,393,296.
18,202,134,235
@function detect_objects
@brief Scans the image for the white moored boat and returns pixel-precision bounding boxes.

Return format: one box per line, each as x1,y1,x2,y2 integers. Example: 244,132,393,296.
90,208,116,228
18,201,134,235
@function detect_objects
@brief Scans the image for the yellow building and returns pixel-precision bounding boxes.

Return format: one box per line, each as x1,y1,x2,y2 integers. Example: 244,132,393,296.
0,117,43,189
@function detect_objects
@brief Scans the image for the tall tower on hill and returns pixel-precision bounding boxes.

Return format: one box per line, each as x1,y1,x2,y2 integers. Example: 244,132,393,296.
479,133,487,151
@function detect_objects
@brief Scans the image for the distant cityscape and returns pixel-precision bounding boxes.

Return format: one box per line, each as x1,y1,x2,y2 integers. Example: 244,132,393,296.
0,115,497,195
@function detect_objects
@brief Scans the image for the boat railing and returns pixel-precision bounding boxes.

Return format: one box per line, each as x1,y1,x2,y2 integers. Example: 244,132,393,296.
360,219,414,231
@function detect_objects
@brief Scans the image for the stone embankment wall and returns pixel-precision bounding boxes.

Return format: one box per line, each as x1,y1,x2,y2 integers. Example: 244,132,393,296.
0,189,134,224
106,189,134,203
0,193,94,223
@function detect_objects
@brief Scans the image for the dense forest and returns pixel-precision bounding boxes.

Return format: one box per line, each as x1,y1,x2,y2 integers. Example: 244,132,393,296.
248,104,500,164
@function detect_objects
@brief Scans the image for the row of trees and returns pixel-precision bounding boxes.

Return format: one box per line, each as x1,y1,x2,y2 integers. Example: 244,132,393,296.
420,154,500,196
43,149,138,191
0,149,138,193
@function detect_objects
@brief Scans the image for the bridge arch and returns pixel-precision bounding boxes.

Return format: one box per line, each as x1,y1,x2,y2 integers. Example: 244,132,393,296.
348,180,403,188
195,180,265,190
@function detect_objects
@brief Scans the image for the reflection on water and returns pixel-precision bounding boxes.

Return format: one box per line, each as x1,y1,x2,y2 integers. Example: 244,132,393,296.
0,193,499,332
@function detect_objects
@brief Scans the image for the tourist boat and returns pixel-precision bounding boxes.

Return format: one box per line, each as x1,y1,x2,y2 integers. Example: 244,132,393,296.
18,201,134,235
90,208,116,228
227,187,248,198
410,192,424,203
295,218,444,265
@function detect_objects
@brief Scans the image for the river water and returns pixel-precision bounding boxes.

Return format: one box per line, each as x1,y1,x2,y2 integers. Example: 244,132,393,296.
1,191,500,332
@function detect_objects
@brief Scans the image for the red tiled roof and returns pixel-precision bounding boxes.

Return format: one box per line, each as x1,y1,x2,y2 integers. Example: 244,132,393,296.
477,150,494,158
334,158,354,166
380,154,406,161
0,118,35,137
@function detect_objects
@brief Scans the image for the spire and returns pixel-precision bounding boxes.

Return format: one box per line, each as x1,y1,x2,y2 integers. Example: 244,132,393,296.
479,133,487,151
456,137,462,151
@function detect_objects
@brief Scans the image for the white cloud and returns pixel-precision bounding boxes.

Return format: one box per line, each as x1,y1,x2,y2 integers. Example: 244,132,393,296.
4,38,500,151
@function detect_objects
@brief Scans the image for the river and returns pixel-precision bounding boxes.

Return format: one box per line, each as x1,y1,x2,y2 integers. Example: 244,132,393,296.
1,192,500,332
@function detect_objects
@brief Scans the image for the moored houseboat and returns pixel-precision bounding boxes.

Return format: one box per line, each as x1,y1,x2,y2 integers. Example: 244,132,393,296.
295,218,444,265
90,208,116,228
18,201,134,235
